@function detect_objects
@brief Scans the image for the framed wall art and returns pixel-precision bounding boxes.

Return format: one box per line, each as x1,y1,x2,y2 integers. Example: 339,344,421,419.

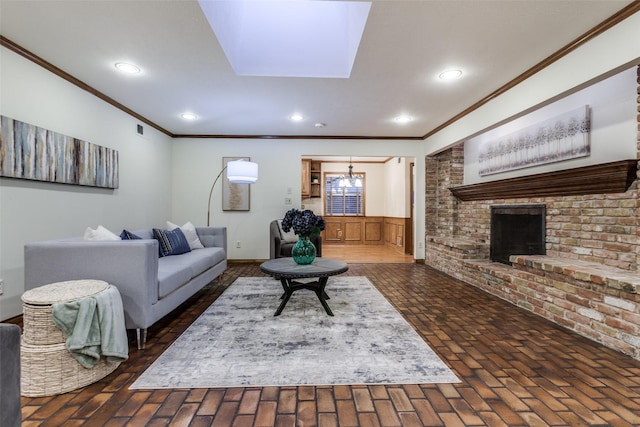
222,156,250,211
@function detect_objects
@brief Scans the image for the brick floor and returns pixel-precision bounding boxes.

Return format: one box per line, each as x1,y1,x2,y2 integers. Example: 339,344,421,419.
14,262,640,426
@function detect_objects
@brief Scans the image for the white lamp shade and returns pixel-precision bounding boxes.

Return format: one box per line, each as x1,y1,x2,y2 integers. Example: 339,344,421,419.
227,160,258,184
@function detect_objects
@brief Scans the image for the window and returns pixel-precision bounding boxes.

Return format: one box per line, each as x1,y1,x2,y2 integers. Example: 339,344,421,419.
325,173,364,216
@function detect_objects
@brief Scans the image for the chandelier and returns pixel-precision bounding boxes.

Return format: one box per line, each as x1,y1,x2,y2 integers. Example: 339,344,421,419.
339,157,363,188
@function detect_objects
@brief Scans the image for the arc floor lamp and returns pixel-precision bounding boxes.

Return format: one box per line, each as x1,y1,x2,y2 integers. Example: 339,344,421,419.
207,159,259,226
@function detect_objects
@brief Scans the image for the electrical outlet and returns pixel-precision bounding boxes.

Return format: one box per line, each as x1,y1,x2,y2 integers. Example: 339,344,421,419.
0,279,4,295
236,241,241,248
285,197,292,205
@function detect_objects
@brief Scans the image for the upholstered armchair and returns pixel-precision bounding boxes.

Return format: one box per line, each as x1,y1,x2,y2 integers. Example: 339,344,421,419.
0,323,21,427
269,220,322,259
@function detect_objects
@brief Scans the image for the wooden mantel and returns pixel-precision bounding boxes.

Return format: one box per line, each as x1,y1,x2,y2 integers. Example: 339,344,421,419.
450,159,638,201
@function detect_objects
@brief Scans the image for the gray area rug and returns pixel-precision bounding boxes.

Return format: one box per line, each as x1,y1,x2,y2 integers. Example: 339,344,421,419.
130,276,459,389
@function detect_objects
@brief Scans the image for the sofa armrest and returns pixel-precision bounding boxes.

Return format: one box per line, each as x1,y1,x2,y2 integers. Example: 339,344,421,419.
311,233,322,257
24,239,159,329
270,220,283,259
196,227,227,252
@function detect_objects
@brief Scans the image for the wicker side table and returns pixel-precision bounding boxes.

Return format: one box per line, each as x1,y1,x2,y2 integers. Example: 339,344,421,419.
21,280,122,397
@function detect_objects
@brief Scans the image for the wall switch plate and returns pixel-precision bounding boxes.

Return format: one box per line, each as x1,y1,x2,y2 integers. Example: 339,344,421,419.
0,279,4,295
236,241,241,248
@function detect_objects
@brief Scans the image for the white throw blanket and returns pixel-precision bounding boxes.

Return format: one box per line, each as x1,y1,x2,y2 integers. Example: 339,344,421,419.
52,285,129,368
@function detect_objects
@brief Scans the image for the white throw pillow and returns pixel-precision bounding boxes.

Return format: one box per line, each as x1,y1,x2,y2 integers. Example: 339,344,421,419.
277,219,299,244
83,225,121,241
167,221,205,249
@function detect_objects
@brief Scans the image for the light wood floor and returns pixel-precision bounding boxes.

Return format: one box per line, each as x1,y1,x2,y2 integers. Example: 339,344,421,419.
322,244,414,263
14,262,640,426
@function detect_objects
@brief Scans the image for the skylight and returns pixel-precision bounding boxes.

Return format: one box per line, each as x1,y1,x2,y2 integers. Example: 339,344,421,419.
198,0,371,78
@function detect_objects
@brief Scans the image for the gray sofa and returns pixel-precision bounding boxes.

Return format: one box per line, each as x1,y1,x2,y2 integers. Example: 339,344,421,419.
24,227,227,349
269,220,322,259
0,323,21,427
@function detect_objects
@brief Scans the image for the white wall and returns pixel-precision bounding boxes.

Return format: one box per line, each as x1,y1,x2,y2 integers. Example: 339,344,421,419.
170,139,425,260
0,48,173,320
464,67,637,184
384,157,412,218
424,11,640,157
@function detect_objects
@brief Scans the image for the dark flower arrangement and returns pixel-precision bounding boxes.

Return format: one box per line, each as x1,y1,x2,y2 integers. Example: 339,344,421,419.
281,208,325,237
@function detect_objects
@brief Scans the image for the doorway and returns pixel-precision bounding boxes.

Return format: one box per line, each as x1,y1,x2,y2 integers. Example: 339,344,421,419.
301,155,415,260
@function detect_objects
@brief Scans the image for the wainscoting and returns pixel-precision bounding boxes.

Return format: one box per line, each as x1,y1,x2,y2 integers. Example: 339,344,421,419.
321,216,412,254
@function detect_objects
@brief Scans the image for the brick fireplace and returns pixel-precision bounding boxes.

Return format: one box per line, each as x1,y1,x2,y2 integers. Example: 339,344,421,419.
424,65,640,360
490,204,546,264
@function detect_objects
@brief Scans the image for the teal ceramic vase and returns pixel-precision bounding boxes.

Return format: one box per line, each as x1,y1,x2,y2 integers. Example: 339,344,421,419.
292,235,316,265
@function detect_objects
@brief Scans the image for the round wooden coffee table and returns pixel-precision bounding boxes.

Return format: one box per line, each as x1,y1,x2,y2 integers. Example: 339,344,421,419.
260,258,349,316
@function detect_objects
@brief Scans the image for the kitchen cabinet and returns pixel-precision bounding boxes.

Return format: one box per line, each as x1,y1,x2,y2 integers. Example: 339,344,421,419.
310,161,321,198
301,159,310,197
302,160,322,198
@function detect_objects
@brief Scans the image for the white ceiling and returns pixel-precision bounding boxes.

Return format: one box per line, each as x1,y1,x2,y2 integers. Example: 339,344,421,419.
0,0,635,139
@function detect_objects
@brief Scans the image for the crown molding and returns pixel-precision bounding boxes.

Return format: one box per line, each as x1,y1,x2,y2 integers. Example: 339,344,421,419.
2,1,638,141
423,1,640,140
0,35,173,137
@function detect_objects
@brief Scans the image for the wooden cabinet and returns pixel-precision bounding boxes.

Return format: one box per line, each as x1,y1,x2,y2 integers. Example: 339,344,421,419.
302,160,322,198
310,161,321,198
322,216,384,244
301,159,310,197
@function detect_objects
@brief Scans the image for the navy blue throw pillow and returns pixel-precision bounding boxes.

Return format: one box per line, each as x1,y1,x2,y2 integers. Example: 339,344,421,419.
153,228,191,257
120,229,142,240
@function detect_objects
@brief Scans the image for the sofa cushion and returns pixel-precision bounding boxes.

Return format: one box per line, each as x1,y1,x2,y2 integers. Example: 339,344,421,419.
156,248,226,297
132,229,154,239
277,219,298,243
157,257,193,298
120,229,142,240
167,248,226,278
167,221,205,250
153,228,191,257
188,247,226,277
84,225,120,241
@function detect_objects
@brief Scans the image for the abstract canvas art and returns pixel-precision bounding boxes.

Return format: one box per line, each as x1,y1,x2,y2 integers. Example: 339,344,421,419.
479,106,590,176
0,116,119,188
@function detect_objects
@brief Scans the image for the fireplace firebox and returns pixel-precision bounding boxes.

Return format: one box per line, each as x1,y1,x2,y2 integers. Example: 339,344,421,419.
490,204,546,265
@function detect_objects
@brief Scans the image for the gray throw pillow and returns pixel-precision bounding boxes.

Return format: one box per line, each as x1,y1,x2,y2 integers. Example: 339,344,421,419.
277,219,299,243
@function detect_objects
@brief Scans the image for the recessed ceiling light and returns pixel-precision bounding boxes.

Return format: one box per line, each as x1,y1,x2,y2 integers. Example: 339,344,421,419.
393,115,413,124
290,114,304,122
114,62,141,74
180,113,198,120
438,69,463,81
